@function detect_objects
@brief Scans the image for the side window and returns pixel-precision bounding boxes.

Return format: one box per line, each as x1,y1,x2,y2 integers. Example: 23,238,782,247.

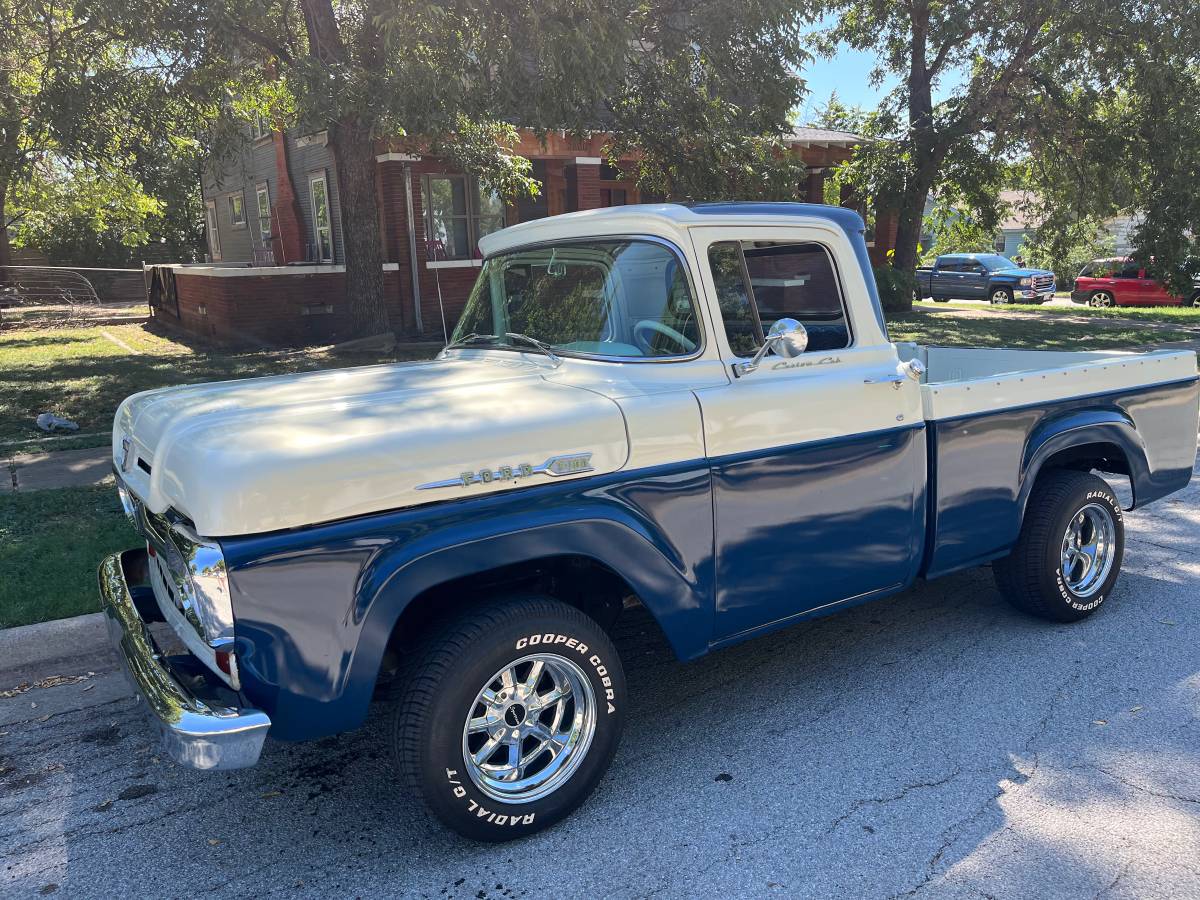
1117,260,1141,278
708,242,760,357
707,240,851,355
937,259,960,272
742,242,851,352
1078,261,1095,277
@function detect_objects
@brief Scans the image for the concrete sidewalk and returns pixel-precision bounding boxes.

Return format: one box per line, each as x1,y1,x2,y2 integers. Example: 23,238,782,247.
4,445,113,492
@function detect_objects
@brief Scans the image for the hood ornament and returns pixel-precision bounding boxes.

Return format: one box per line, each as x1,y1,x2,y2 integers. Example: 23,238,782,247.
416,452,594,491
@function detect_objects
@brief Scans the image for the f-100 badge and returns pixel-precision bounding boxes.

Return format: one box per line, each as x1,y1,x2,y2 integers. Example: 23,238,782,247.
416,452,594,491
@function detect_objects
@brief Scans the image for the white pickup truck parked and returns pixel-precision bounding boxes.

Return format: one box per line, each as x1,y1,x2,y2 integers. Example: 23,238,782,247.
100,203,1199,840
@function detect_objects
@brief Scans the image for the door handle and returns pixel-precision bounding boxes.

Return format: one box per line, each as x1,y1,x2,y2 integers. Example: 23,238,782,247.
864,374,905,388
865,360,925,388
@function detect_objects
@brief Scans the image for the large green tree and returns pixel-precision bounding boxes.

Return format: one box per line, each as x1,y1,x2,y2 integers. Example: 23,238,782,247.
162,0,809,339
811,0,1200,310
0,0,203,267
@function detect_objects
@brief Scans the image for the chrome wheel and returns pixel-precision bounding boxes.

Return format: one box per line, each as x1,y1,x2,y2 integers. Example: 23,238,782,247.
462,654,596,804
1090,291,1114,307
990,289,1011,304
1060,503,1117,597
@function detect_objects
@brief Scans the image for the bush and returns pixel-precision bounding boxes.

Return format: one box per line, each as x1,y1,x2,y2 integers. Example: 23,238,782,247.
874,264,916,313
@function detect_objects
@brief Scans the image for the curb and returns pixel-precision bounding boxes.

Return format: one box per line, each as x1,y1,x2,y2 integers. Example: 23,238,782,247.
0,613,107,672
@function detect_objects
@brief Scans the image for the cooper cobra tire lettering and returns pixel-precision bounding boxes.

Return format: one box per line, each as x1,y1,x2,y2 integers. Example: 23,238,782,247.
515,633,616,711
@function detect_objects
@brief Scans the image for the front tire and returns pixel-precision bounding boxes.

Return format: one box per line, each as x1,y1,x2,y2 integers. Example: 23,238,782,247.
989,286,1014,304
1190,291,1200,308
993,471,1124,622
391,595,626,841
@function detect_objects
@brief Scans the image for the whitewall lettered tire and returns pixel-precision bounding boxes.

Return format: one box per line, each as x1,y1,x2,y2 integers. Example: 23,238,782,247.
390,595,625,840
993,470,1125,622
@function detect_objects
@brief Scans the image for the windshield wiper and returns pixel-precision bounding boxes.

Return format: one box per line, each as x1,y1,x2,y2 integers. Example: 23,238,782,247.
443,331,562,367
444,332,499,350
504,332,562,367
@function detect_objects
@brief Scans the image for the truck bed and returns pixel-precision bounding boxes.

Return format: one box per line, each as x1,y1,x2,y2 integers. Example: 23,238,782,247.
896,343,1199,579
895,344,1199,421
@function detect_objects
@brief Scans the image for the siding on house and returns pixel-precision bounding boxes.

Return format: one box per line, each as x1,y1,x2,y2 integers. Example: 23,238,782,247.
288,135,345,264
201,135,278,263
200,130,347,265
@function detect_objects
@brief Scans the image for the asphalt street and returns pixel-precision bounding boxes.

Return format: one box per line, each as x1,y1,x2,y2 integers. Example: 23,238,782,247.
3,459,1199,899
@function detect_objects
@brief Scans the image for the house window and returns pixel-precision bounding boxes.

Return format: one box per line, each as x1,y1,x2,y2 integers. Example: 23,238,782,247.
600,188,627,207
255,183,272,245
421,175,505,261
309,172,333,263
204,200,221,261
249,114,270,141
228,192,246,229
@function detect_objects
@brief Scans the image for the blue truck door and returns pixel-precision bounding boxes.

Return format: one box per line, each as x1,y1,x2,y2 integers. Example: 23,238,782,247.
931,257,960,298
691,231,927,644
960,259,988,298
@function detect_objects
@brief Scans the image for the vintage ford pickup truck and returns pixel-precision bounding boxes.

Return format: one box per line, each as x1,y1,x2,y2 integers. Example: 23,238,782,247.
100,203,1199,840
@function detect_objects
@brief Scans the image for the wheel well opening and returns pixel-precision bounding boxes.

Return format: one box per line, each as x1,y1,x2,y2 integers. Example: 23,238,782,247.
374,555,644,693
1038,441,1131,479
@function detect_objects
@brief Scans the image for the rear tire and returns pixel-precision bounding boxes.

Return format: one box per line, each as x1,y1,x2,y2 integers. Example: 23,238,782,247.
390,595,625,841
993,471,1124,622
1090,290,1116,308
1190,291,1200,308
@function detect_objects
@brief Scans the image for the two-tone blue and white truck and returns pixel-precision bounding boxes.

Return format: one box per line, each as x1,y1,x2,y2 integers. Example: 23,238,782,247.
101,203,1198,840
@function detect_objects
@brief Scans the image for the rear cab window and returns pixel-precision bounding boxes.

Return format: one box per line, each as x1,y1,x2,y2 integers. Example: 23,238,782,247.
707,240,852,356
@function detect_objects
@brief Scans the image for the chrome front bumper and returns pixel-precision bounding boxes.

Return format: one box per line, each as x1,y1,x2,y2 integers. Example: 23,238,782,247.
99,549,270,770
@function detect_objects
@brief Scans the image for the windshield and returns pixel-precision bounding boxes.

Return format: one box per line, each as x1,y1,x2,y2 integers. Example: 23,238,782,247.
450,240,701,359
975,254,1020,270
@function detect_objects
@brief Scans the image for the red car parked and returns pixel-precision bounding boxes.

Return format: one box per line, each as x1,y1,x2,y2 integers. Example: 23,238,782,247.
1072,257,1200,308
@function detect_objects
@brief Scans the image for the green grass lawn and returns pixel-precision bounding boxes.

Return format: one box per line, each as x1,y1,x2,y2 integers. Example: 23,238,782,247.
0,485,139,628
916,299,1200,325
894,308,1196,350
0,323,439,450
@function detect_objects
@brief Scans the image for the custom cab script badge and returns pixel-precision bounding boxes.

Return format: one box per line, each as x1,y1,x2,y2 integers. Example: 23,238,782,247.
416,452,594,491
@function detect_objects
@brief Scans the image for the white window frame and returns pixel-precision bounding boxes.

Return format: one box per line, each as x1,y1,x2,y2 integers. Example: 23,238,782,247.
228,191,247,229
421,174,505,262
204,199,221,261
309,172,334,263
249,114,271,142
255,182,272,245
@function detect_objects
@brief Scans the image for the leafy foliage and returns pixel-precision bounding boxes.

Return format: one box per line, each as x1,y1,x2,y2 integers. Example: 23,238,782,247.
810,0,1200,310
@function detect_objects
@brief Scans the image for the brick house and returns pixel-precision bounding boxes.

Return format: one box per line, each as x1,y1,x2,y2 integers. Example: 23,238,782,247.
152,125,895,347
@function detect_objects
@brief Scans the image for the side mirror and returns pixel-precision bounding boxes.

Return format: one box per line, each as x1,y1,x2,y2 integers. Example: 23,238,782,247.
768,318,809,359
733,318,809,376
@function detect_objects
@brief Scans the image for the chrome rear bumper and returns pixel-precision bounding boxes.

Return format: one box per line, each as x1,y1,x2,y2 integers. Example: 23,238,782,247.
99,549,270,770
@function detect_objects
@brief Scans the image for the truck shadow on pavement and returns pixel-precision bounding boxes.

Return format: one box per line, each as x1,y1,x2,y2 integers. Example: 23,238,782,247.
3,477,1199,897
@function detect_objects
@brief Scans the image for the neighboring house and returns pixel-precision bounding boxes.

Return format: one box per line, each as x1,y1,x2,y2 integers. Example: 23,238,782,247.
155,124,893,347
995,189,1138,257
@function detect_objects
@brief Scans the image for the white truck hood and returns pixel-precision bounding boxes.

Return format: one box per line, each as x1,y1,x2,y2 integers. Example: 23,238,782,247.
112,355,630,536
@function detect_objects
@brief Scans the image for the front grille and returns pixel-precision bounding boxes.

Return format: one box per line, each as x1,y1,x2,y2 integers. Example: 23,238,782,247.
1032,274,1054,291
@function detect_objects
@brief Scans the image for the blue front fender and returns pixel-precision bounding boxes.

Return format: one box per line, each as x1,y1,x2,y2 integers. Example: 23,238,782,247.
223,461,714,740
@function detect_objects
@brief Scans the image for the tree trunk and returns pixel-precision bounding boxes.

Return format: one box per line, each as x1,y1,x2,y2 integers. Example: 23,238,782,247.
329,118,390,338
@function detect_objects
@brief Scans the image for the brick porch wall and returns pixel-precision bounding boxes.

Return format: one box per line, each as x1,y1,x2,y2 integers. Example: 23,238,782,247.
164,269,406,348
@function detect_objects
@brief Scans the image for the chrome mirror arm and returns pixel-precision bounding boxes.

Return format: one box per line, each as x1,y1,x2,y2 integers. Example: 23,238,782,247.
732,335,780,377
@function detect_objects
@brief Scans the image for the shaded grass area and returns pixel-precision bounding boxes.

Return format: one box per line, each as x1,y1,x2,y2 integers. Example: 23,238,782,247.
889,309,1195,351
0,484,138,628
917,299,1200,325
0,323,439,449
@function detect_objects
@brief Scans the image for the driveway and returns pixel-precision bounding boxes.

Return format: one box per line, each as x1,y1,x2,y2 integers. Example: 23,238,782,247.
3,461,1199,899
